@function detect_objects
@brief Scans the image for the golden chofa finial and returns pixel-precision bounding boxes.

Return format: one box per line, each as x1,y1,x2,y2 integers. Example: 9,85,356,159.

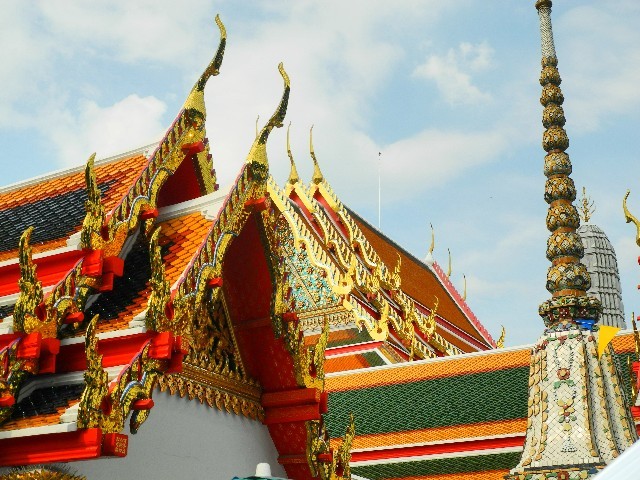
310,125,324,184
496,326,506,349
255,115,260,140
462,274,467,301
286,122,300,185
183,14,227,128
446,248,452,278
424,223,435,266
578,186,595,223
245,63,290,168
429,223,435,255
623,190,640,247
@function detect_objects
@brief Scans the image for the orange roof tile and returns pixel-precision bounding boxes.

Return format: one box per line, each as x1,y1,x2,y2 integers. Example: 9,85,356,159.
0,155,147,262
351,213,493,351
92,211,212,335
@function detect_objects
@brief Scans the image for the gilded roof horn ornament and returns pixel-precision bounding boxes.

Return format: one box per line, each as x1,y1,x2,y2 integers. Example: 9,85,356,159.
496,325,506,349
183,14,227,129
623,190,640,247
255,115,260,140
429,223,435,255
286,122,300,185
80,153,106,250
424,223,435,266
245,62,290,169
462,274,467,301
13,227,44,334
446,248,452,278
579,186,595,223
310,125,324,184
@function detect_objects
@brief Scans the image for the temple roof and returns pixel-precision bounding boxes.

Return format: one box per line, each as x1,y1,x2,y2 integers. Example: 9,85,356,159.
323,330,640,480
0,149,149,262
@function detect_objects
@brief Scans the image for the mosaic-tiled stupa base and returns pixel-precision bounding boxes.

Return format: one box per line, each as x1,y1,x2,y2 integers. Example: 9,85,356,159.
505,327,637,480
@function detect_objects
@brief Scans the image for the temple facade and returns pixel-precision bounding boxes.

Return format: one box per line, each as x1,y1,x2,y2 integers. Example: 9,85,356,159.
0,3,638,480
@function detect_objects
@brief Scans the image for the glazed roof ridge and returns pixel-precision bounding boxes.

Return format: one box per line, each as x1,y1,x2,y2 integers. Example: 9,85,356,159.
326,342,533,379
0,141,159,195
346,207,496,348
157,183,232,222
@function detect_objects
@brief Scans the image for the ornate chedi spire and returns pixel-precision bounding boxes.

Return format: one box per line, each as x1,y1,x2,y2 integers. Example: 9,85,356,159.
506,2,637,478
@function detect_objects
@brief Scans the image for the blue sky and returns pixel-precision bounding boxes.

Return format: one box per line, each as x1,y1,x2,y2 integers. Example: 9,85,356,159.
1,0,639,346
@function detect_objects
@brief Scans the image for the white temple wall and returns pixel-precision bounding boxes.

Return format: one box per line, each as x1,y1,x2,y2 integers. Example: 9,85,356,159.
69,391,283,479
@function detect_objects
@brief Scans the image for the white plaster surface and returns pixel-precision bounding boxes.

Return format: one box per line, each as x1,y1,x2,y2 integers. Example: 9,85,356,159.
0,391,284,479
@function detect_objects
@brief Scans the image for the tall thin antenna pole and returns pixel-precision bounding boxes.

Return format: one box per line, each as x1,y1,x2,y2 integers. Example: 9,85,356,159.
378,151,381,229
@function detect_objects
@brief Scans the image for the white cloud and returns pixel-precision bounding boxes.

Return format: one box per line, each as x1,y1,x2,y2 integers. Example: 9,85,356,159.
413,42,494,105
43,94,167,166
36,0,214,66
377,128,507,201
558,4,640,132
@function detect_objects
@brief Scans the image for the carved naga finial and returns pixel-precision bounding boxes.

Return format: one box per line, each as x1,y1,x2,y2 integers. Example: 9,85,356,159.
497,325,506,349
332,413,356,480
388,253,402,290
246,63,290,169
80,153,106,250
183,14,227,129
310,125,324,184
579,186,595,223
286,122,300,185
623,190,640,247
77,314,109,429
13,227,44,333
145,228,172,332
423,295,439,340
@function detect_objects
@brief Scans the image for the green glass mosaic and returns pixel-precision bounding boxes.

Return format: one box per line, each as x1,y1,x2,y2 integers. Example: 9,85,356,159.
326,366,529,437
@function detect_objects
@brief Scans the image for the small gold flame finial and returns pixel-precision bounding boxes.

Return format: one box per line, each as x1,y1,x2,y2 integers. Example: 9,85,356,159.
429,223,435,255
579,187,595,223
246,63,290,167
497,326,506,349
310,125,324,184
446,248,452,278
623,190,640,247
286,122,300,185
462,274,467,301
255,115,260,140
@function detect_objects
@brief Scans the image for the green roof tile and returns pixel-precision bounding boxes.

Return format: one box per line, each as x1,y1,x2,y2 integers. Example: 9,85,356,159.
326,366,529,436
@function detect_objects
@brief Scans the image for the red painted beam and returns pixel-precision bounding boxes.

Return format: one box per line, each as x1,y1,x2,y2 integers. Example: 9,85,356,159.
0,250,84,297
262,388,321,408
350,434,525,463
56,332,153,373
0,428,102,467
325,341,384,358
